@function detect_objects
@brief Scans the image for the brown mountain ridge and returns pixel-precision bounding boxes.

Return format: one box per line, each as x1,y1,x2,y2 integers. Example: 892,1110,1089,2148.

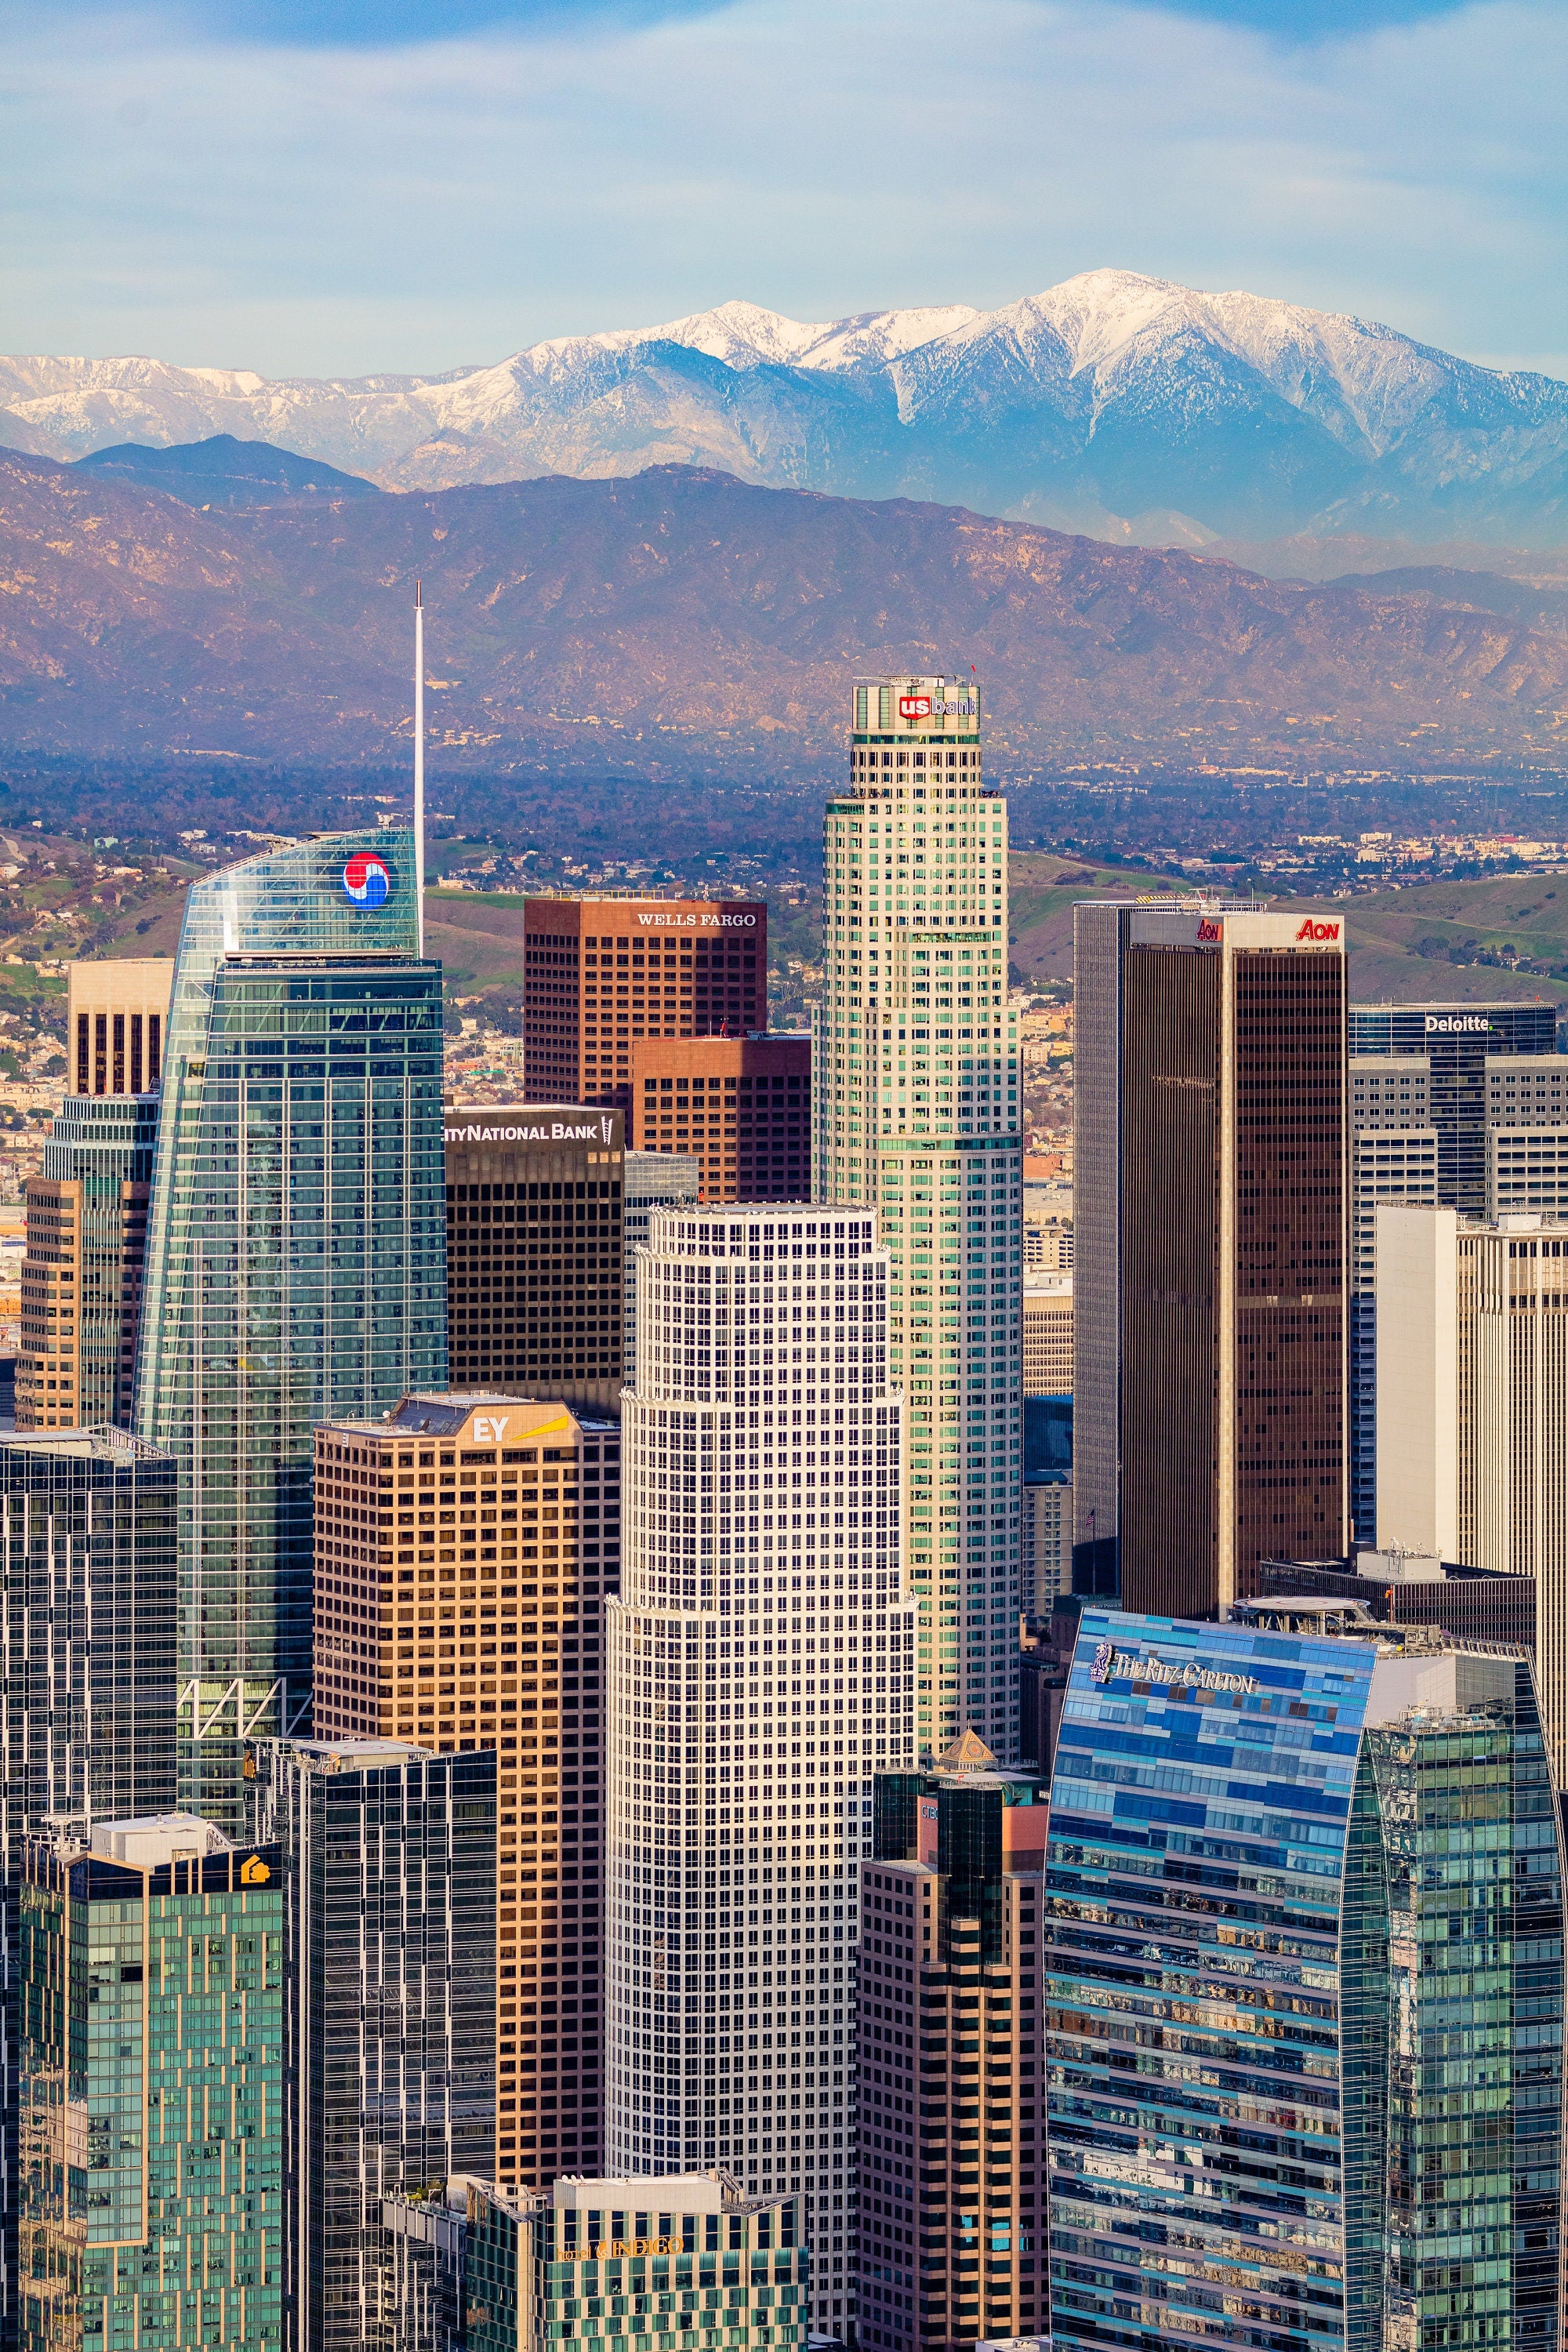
2,448,1568,769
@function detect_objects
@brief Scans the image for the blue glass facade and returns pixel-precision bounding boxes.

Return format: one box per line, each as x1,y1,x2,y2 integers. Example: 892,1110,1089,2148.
1044,1611,1565,2351
133,830,446,1825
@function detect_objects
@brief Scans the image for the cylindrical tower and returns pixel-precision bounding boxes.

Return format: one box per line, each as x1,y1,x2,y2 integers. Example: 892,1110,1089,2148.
606,1200,916,2335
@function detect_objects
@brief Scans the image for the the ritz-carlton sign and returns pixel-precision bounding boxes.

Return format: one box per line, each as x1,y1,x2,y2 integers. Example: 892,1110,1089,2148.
1090,1640,1260,1695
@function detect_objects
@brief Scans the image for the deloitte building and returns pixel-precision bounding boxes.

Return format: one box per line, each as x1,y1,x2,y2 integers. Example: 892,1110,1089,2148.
1046,1609,1565,2352
134,833,446,1825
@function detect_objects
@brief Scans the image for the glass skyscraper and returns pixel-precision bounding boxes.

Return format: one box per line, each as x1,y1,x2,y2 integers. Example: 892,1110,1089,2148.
1045,1609,1565,2352
16,1817,286,2352
249,1737,496,2352
133,829,446,1827
0,1428,178,1863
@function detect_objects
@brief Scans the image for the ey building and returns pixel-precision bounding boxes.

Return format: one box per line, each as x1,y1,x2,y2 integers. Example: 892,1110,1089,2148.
1073,899,1348,1616
815,673,1022,1762
605,1202,916,2334
311,1391,620,2194
1045,1609,1565,2352
132,831,446,1828
445,1103,625,1416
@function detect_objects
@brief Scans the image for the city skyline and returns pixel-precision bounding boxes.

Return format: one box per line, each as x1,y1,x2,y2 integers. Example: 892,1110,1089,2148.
14,685,1568,2352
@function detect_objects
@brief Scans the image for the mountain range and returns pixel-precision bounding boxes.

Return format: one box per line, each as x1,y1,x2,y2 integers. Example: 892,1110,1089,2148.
5,446,1568,771
8,270,1568,551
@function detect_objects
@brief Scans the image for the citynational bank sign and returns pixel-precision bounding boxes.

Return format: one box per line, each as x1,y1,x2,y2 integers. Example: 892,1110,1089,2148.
444,1110,622,1148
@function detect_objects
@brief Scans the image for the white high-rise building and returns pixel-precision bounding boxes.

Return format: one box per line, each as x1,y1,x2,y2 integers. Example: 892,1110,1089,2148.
605,1200,916,2332
1376,1201,1568,1779
814,674,1021,1759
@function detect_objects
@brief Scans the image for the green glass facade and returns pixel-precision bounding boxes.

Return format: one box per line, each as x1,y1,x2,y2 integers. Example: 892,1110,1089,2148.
0,1429,178,1861
132,829,446,1826
1352,1659,1563,2351
464,2178,808,2352
16,1835,286,2352
1046,1612,1566,2352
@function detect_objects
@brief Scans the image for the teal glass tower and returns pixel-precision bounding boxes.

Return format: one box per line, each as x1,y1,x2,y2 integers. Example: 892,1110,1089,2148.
16,1821,286,2352
133,831,446,1826
1045,1612,1565,2352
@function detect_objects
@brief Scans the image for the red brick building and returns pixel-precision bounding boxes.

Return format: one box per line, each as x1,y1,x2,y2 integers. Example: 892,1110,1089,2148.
521,897,767,1115
628,1034,810,1202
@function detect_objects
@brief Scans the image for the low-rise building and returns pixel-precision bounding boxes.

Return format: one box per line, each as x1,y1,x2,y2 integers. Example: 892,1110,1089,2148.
465,2171,808,2352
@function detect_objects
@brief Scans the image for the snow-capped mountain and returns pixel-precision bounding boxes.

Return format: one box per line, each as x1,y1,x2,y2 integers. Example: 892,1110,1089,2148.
7,270,1568,546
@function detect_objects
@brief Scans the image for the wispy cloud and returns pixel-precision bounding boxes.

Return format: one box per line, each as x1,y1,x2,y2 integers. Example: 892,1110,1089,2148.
4,0,1565,378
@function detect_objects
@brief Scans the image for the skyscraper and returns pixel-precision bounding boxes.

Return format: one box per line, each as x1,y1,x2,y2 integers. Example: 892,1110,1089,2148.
815,673,1021,1762
1045,1609,1565,2352
133,829,446,1828
858,1738,1047,2352
624,1149,701,1385
630,1036,811,1203
67,956,172,1098
1376,1202,1568,1780
1020,1272,1072,1394
605,1201,916,2335
445,1102,625,1414
0,1427,178,1860
1348,1001,1563,1539
310,1390,622,2192
17,1816,287,2352
1073,899,1348,1616
249,1737,496,2352
523,898,768,1116
19,957,171,1433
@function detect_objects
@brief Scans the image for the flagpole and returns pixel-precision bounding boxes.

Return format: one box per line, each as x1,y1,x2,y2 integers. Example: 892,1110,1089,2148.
414,580,426,957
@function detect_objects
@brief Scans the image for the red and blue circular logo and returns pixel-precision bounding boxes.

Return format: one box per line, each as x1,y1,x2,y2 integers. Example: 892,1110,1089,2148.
342,852,391,909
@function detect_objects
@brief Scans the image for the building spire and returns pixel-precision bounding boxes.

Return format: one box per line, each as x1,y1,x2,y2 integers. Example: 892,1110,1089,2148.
413,580,425,958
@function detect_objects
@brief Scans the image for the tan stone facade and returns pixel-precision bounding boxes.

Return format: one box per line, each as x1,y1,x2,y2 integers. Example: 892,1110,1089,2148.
311,1389,620,2191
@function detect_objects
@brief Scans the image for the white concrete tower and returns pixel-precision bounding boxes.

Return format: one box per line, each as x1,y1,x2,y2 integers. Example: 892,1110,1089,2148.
605,1201,917,2333
814,675,1022,1760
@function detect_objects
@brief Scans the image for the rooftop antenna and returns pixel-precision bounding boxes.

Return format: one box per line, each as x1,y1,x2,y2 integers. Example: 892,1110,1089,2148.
414,580,426,956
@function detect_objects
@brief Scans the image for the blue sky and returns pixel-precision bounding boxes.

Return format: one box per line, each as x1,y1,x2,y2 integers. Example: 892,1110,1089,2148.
5,0,1565,379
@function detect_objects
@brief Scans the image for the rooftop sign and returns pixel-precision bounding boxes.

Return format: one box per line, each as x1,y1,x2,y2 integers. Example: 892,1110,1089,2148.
1089,1639,1260,1695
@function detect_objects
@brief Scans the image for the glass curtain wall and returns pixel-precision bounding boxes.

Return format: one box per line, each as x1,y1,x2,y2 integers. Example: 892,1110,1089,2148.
134,831,445,1825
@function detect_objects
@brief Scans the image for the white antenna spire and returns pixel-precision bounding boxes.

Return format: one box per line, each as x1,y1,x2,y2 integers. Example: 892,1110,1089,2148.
414,579,426,957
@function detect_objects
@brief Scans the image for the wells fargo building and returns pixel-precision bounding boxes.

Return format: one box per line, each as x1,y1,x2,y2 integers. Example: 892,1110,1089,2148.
1073,902,1348,1617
